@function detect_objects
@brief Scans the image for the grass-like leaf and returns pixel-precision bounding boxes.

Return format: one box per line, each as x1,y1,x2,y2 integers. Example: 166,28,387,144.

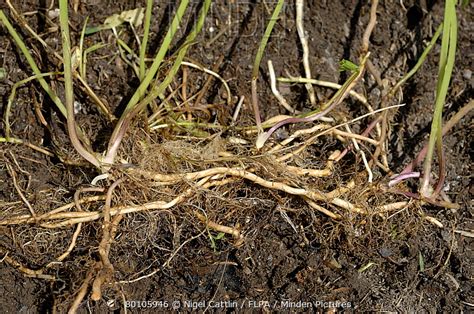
420,0,457,197
0,10,67,117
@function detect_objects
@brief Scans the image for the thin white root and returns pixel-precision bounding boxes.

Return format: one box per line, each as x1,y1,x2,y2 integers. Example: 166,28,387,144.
454,229,474,238
296,0,317,106
181,61,232,107
424,215,443,228
232,96,245,123
305,198,341,219
6,163,35,217
361,0,379,54
344,124,373,182
332,129,379,146
47,222,83,267
268,60,297,113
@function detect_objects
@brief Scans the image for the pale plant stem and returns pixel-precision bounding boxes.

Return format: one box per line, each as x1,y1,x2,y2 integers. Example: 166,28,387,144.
268,60,296,113
296,0,316,105
361,0,379,54
59,0,101,168
420,0,457,197
251,0,285,133
344,124,373,182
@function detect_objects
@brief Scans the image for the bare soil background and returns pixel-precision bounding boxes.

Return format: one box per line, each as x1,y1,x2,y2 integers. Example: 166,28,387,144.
0,0,473,312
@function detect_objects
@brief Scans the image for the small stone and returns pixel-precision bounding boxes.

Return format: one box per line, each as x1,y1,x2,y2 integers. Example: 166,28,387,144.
462,69,471,80
47,8,60,19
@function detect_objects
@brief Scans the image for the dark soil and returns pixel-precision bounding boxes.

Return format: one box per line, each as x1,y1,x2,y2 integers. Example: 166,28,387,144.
1,0,473,312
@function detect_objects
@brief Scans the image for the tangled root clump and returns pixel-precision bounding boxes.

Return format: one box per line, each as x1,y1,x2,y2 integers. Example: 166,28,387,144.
0,98,457,311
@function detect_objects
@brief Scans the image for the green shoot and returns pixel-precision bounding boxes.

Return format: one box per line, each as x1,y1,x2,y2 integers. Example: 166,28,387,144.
78,16,89,78
339,59,359,72
139,0,153,81
3,0,211,170
251,0,285,132
209,232,226,251
139,1,212,108
0,10,67,117
115,35,140,76
121,0,189,114
252,0,285,80
104,0,211,165
1,8,95,151
389,23,443,97
420,0,457,197
58,0,101,168
385,23,445,188
81,43,107,80
4,72,60,140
